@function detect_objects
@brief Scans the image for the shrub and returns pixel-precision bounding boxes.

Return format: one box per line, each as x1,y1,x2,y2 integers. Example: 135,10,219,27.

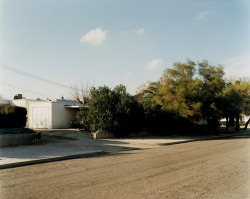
76,106,90,130
76,85,144,137
142,108,196,134
0,106,27,128
139,95,198,134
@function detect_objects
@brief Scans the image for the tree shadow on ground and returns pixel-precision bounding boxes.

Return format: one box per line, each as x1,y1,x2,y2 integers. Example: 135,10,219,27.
0,130,137,159
1,129,249,170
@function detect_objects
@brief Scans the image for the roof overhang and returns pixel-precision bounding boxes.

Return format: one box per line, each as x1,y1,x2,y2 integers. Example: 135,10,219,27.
64,105,81,109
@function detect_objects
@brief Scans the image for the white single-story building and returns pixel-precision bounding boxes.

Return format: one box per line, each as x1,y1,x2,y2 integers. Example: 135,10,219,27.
0,97,82,129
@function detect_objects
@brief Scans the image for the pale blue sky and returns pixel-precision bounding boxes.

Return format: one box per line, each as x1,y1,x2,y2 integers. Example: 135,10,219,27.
0,0,249,100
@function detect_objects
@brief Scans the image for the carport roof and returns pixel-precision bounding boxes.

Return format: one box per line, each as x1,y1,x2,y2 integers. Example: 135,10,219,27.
64,105,82,109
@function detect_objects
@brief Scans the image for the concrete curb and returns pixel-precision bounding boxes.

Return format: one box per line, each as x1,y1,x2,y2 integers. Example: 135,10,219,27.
0,147,141,170
160,131,250,146
0,151,106,170
1,131,249,170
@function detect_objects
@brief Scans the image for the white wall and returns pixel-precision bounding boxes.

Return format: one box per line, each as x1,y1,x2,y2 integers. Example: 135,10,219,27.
51,102,77,129
11,99,40,128
28,101,52,129
10,99,27,107
0,99,10,105
7,98,80,129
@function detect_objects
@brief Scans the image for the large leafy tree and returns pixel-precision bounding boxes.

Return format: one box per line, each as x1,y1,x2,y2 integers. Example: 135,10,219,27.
153,59,226,130
139,81,160,110
198,60,225,129
241,80,250,129
137,81,165,132
137,59,248,133
156,59,202,122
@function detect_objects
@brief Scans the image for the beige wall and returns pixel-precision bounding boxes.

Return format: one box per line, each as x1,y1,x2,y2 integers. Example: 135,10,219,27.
51,102,77,129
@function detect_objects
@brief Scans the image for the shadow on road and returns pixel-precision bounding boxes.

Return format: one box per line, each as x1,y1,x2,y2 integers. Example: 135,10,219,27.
210,134,250,140
1,129,249,170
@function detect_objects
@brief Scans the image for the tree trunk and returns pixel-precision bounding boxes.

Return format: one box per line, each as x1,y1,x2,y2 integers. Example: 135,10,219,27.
235,114,240,132
226,117,229,132
229,116,234,126
244,118,250,130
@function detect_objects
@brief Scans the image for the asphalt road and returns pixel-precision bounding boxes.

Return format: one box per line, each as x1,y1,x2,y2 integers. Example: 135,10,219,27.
1,134,250,199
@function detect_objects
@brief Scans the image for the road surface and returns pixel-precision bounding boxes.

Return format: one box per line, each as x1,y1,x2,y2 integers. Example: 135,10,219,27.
1,134,250,199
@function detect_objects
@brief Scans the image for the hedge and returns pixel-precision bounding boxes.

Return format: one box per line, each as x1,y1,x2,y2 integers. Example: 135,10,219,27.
0,106,27,128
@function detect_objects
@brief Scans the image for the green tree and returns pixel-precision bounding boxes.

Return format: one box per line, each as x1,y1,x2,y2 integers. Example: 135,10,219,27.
156,59,202,123
153,59,226,131
137,81,165,132
139,81,160,110
76,85,144,137
137,59,248,133
198,60,225,130
218,79,250,131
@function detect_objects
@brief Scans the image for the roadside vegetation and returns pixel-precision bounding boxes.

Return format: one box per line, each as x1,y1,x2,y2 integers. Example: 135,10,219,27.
0,106,27,128
76,59,250,137
76,85,144,137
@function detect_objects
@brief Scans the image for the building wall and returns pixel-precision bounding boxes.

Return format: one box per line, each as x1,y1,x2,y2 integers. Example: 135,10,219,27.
3,98,80,129
51,102,77,129
11,99,41,128
28,101,53,129
10,99,27,107
0,99,10,105
10,99,29,127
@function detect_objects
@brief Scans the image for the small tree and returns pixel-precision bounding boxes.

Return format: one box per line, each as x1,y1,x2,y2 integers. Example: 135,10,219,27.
77,85,144,137
69,81,92,104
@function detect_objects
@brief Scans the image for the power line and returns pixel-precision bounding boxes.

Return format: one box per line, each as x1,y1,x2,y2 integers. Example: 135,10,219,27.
0,62,89,92
0,62,71,88
0,94,12,100
0,82,50,99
